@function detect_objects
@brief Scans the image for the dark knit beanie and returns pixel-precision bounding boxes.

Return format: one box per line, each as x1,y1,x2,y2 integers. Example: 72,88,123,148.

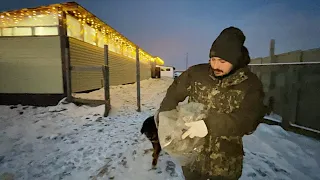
209,26,246,68
240,45,251,68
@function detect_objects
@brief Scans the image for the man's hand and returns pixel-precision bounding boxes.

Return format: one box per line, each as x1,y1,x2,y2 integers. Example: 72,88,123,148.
181,120,208,139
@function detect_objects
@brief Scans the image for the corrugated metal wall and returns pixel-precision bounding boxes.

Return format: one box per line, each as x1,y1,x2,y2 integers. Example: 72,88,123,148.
108,51,135,86
0,36,63,94
108,51,151,86
69,37,151,92
140,61,151,80
69,37,104,92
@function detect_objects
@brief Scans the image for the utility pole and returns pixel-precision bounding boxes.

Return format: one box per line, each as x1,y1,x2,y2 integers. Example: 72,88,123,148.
186,53,188,70
270,39,275,61
136,46,141,112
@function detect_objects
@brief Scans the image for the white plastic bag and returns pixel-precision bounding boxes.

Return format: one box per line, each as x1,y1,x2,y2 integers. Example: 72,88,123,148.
158,102,207,165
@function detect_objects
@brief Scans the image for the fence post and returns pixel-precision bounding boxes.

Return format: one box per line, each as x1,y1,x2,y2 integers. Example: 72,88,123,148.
292,51,303,124
65,47,72,102
136,46,141,112
281,67,296,130
103,45,111,117
269,39,276,90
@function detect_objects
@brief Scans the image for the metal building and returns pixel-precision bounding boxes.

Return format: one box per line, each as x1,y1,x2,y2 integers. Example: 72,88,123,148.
0,2,164,105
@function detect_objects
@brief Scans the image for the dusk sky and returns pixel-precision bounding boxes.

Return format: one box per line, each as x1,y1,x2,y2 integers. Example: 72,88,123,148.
1,0,320,70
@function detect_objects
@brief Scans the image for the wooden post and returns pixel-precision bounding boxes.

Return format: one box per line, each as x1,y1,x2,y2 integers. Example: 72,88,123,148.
269,39,276,90
136,46,141,112
281,66,295,130
270,39,275,61
186,52,189,70
58,8,70,102
65,48,72,102
267,39,276,119
103,45,111,117
292,51,304,124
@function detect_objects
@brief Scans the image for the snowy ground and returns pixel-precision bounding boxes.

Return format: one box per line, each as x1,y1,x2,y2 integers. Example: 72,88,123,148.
1,77,320,180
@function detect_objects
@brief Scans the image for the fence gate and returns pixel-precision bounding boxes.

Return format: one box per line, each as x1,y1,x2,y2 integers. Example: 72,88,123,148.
65,43,111,117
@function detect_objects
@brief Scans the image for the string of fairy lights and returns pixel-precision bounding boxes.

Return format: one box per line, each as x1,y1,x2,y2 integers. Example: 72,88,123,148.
0,7,60,25
0,3,164,65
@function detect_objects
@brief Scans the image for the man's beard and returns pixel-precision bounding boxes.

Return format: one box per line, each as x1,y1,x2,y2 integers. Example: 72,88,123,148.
213,69,223,74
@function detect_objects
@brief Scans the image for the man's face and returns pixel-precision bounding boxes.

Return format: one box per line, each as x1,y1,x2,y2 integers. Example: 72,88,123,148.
210,57,233,76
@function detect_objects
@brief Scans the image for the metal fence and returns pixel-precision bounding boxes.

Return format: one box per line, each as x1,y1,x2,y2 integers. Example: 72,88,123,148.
249,62,320,137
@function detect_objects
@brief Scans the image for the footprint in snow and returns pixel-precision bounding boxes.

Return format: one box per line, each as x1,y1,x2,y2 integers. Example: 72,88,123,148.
247,172,257,177
254,168,268,177
9,105,18,109
0,156,5,163
165,160,178,177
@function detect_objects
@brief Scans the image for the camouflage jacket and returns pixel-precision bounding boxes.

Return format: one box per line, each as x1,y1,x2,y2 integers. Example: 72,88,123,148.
159,63,266,179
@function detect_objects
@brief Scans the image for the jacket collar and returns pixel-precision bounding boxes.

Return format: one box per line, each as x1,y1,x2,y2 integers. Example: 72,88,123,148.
208,64,249,88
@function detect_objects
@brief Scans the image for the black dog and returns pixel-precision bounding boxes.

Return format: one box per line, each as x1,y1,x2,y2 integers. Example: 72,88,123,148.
140,116,161,168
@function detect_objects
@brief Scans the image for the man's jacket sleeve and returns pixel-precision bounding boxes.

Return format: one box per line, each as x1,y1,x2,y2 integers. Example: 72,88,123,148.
158,69,191,113
206,80,266,137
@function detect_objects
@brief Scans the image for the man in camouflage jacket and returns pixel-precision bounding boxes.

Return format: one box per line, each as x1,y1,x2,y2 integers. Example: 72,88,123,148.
156,27,266,180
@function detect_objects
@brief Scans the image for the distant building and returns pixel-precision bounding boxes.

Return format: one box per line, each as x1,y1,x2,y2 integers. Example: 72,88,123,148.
156,65,174,78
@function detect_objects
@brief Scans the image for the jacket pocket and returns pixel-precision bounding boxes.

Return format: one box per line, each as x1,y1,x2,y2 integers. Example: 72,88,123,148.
216,136,244,157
